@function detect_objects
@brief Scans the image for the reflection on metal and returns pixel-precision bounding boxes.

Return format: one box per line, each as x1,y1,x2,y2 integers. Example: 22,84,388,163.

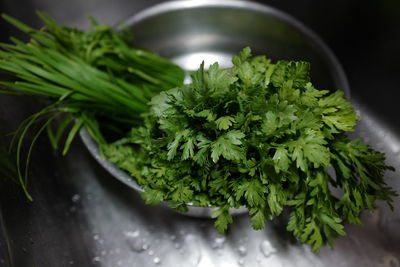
173,51,233,70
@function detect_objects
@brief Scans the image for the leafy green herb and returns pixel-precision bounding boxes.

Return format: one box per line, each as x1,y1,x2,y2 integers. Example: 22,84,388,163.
0,13,184,125
104,47,396,252
0,13,184,199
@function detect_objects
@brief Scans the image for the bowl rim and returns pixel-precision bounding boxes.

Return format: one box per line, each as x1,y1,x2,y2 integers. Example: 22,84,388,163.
122,0,350,97
80,127,144,192
81,0,351,209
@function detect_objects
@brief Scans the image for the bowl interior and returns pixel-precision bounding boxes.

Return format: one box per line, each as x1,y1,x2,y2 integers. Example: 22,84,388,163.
81,0,351,217
125,0,348,93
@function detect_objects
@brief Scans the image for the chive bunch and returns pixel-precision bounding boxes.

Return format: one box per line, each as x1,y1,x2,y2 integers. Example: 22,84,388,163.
0,13,185,198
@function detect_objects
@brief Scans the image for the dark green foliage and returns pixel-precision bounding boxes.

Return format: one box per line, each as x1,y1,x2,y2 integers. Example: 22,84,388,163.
104,47,396,252
0,13,184,126
0,13,184,199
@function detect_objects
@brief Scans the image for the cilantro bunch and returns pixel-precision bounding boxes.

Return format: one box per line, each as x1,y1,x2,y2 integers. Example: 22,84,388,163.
104,47,396,251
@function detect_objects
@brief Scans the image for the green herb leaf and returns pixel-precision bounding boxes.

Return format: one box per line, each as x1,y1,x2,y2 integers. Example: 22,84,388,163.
103,47,396,252
212,207,233,234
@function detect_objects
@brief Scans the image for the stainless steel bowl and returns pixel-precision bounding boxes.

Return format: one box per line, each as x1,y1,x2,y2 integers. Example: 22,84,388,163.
80,0,349,217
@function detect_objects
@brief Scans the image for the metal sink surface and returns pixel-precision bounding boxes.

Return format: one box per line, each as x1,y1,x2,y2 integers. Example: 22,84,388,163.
0,0,399,267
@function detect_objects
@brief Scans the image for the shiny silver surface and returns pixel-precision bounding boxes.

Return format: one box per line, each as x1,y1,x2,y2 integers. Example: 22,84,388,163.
125,0,349,96
0,1,399,267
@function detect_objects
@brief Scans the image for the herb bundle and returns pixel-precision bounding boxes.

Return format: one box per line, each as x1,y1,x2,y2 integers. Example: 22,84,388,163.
0,13,184,198
0,13,184,122
103,47,396,251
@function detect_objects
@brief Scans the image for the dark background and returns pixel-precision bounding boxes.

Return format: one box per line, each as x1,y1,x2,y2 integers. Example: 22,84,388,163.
1,0,399,128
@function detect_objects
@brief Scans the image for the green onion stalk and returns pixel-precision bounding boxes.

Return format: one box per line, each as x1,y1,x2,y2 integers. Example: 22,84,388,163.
0,12,185,199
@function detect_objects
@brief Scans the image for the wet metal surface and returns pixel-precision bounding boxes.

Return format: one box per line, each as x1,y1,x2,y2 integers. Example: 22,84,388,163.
1,100,399,267
0,1,399,267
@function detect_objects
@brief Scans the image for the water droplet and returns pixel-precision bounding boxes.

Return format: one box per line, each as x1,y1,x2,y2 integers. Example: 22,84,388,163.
71,194,81,202
148,250,154,256
212,236,226,249
69,260,74,265
93,234,99,240
153,257,161,265
117,260,123,266
142,243,150,250
92,256,100,262
238,258,245,265
170,235,176,241
101,250,106,256
260,240,276,257
238,245,247,256
125,231,146,252
124,230,140,238
98,239,104,245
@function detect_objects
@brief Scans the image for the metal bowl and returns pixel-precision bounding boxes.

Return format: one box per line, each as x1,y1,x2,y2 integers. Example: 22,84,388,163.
80,0,349,217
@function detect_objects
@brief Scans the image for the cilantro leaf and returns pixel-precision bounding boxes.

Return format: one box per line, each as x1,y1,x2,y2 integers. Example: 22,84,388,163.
319,91,358,131
211,207,233,234
171,182,193,203
271,60,310,89
210,130,245,162
272,147,291,172
300,219,324,252
286,130,331,171
181,136,196,160
249,208,267,230
215,116,236,130
236,179,265,206
141,188,164,205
